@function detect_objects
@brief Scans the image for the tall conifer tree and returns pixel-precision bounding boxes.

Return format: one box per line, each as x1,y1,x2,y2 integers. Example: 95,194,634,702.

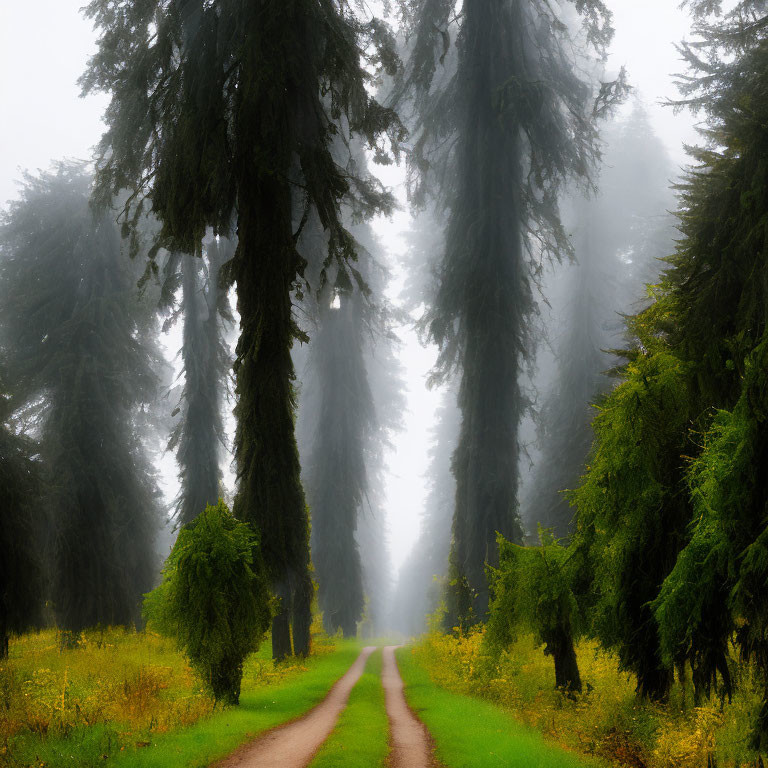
168,237,234,527
82,0,402,658
295,201,401,638
574,1,768,707
527,107,675,539
649,2,768,735
304,288,370,637
0,164,160,635
395,0,622,620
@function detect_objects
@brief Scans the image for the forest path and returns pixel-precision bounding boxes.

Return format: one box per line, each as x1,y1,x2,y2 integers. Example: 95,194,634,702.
214,645,376,768
382,645,438,768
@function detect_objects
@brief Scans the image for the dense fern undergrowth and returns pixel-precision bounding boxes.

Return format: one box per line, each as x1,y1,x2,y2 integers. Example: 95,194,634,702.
411,629,766,768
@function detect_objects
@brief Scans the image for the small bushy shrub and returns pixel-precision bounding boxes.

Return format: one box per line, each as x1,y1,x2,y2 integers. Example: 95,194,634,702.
486,529,583,694
144,501,272,704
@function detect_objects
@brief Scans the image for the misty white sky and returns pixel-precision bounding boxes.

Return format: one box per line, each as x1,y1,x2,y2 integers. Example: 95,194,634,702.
0,1,700,576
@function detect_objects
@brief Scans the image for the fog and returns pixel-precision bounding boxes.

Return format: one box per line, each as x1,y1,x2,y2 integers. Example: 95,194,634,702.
1,0,701,607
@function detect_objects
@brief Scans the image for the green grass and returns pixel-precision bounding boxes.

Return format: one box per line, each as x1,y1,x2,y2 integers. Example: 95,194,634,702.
308,648,389,768
3,636,362,768
395,646,601,768
110,639,363,768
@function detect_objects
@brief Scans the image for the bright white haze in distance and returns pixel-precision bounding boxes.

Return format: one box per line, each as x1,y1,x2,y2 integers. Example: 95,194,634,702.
0,0,700,576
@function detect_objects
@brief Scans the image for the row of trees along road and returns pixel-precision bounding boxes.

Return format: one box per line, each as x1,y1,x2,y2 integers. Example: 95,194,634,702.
0,166,162,649
79,0,404,661
0,0,628,661
0,2,403,670
572,0,768,739
9,3,768,743
392,101,676,635
391,0,627,626
459,0,768,750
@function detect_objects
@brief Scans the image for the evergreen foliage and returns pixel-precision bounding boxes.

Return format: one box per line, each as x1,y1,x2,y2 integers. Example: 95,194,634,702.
526,106,676,539
486,530,583,694
0,376,43,658
575,1,768,721
0,164,160,635
305,289,370,637
396,0,625,622
571,310,695,701
647,3,768,744
82,0,403,659
167,237,234,527
144,500,271,705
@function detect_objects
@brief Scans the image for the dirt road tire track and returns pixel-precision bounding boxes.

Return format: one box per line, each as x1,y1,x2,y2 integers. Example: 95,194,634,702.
214,645,376,768
382,645,438,768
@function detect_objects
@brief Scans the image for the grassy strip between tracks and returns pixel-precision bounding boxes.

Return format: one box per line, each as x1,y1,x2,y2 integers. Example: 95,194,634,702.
395,645,602,768
308,648,389,768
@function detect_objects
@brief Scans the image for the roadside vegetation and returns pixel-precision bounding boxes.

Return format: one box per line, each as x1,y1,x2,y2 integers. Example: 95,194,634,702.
408,629,765,768
0,625,355,768
396,645,598,768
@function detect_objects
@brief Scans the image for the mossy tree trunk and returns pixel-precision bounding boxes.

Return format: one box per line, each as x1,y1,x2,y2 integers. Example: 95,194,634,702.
233,170,311,661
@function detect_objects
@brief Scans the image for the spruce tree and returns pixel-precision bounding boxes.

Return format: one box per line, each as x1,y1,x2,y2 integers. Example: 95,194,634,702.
82,0,402,659
303,289,369,637
486,530,583,694
395,0,623,621
167,237,234,527
144,501,271,704
0,164,160,635
295,198,400,638
574,1,768,709
647,1,768,742
570,311,695,701
527,107,675,539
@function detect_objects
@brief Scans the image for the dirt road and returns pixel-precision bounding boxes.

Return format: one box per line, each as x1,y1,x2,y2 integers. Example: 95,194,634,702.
382,645,436,768
215,645,376,768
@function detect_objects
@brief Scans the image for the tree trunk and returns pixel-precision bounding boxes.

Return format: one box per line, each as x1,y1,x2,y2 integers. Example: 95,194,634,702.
233,172,312,662
211,657,243,706
548,626,582,695
341,618,357,639
636,659,673,702
444,0,527,624
292,571,313,656
272,587,293,662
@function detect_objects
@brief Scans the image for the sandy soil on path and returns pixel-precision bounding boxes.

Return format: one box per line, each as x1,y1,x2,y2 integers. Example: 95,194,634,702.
214,645,376,768
382,645,437,768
